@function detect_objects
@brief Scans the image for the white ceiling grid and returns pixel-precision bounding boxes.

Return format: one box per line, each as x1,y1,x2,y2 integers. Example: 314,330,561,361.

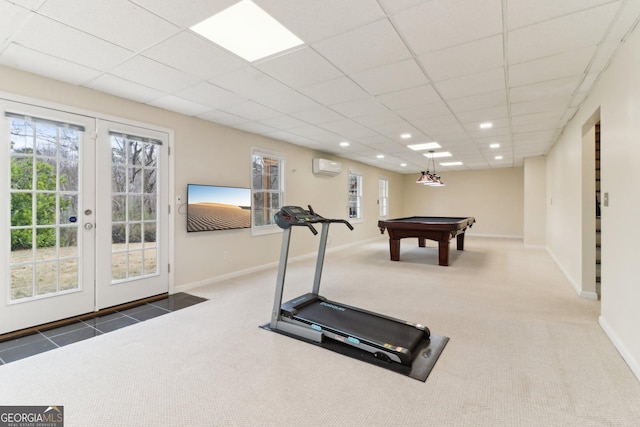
1,0,639,173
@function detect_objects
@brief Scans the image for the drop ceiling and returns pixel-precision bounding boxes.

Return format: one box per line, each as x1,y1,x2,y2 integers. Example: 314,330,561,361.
1,0,639,174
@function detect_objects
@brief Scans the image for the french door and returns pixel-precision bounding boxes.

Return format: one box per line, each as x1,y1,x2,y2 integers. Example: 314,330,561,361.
0,101,169,334
95,121,169,309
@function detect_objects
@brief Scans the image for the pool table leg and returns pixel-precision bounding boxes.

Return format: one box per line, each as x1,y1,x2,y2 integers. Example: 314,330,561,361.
438,241,450,266
389,239,400,261
456,232,465,250
418,237,426,247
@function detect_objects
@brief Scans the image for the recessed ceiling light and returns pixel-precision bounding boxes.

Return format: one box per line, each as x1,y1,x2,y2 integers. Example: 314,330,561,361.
480,122,493,129
407,142,441,151
423,151,452,158
190,0,303,62
400,133,412,139
495,155,503,160
490,143,500,148
376,154,384,159
400,163,407,167
339,141,350,147
440,161,463,166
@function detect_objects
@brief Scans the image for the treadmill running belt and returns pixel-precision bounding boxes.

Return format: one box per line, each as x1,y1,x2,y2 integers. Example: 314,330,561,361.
293,300,425,350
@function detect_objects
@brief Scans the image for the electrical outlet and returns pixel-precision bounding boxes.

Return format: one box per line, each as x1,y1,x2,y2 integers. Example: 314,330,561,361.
223,251,229,260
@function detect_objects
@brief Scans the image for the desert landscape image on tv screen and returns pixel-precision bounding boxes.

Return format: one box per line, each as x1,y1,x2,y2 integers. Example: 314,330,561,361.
187,184,251,232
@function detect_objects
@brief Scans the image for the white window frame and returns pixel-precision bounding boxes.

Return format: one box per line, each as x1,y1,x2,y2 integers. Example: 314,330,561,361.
378,177,389,217
251,148,285,236
348,171,362,222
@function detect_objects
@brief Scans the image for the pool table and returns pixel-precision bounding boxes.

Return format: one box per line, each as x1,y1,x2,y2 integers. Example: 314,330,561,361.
377,216,476,266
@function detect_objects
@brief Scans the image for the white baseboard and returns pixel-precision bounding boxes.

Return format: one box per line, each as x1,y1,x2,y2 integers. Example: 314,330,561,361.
546,247,581,294
599,316,640,383
174,238,374,294
468,233,523,239
545,248,599,300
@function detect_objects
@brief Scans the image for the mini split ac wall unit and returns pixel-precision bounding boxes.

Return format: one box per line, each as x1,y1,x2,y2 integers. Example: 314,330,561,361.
312,158,342,176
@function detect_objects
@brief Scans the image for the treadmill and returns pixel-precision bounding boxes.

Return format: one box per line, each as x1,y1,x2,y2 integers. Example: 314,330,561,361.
269,205,430,366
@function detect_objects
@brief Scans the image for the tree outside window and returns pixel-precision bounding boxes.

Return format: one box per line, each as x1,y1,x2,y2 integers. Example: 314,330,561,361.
348,172,362,220
252,150,284,231
378,178,389,217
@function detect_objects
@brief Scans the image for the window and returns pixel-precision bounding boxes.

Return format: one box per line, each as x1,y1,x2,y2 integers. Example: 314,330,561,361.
348,172,362,220
251,149,284,233
378,178,389,217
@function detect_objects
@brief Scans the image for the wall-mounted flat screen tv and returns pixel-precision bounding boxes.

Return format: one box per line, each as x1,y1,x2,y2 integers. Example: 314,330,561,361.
187,184,251,232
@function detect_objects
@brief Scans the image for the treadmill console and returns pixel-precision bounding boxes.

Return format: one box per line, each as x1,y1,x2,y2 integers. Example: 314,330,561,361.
274,205,354,234
274,206,323,229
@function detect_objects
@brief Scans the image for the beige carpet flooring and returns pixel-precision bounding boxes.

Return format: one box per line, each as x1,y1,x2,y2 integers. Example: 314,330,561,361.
1,236,639,426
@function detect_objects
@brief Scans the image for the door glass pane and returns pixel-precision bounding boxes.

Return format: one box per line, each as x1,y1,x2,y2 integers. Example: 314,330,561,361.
11,264,33,299
8,116,82,301
110,134,160,282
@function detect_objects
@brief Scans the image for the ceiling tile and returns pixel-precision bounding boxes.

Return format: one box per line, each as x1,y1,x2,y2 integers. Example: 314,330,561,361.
509,47,595,86
397,102,451,121
142,32,246,80
392,0,503,54
84,74,165,103
39,0,179,52
255,46,342,88
209,67,291,99
0,1,32,45
507,0,618,30
318,119,379,139
375,84,440,109
606,0,640,43
419,35,504,82
447,90,507,113
232,121,277,135
350,59,428,95
288,106,344,125
255,0,386,44
299,76,370,105
455,106,509,124
196,110,246,126
11,13,132,70
511,111,562,127
511,120,559,135
257,115,309,130
435,67,505,99
110,56,200,93
255,90,321,115
288,125,334,138
313,18,411,74
131,0,238,28
508,3,620,64
174,82,247,109
510,97,570,116
510,76,581,104
0,43,101,84
4,0,46,10
148,95,212,116
330,98,389,118
221,100,282,121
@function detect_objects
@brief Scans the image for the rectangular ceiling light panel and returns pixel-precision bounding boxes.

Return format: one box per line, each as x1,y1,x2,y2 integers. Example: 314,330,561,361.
407,142,441,151
190,0,303,62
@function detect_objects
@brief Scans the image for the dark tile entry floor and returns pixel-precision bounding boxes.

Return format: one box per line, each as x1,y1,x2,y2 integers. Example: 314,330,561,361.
0,292,206,366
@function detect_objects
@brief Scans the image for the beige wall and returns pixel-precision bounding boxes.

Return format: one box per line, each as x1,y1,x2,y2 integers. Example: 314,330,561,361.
403,167,524,238
546,25,640,380
523,156,547,247
0,65,404,291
